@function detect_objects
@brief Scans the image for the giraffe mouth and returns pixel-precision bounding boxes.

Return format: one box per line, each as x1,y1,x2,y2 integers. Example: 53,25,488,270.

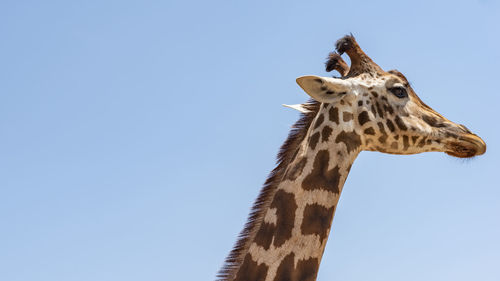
445,134,486,158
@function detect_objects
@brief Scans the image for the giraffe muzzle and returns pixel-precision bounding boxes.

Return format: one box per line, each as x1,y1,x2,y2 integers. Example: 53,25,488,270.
444,134,486,158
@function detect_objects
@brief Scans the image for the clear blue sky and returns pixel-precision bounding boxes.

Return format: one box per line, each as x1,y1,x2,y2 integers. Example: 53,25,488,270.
1,1,499,280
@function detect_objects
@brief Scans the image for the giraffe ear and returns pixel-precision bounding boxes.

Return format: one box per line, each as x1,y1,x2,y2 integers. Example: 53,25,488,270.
296,75,351,103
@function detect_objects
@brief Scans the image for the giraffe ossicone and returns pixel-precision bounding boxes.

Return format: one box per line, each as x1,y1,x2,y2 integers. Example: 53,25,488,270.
218,35,486,281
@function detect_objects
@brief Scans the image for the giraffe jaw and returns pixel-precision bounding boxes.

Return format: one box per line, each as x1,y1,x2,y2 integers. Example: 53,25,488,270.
444,134,486,158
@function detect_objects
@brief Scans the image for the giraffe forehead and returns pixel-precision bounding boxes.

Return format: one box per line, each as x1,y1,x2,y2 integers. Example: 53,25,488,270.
347,75,389,92
350,71,410,89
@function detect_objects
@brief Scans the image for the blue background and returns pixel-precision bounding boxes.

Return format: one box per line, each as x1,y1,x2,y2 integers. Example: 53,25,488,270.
1,1,499,280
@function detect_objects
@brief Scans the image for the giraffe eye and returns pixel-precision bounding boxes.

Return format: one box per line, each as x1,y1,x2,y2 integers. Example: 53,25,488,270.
389,86,408,98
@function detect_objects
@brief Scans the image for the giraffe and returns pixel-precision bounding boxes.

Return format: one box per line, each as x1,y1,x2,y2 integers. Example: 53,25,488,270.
217,35,486,281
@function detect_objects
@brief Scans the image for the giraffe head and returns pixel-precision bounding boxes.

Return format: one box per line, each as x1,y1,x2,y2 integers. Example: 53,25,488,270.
297,35,486,158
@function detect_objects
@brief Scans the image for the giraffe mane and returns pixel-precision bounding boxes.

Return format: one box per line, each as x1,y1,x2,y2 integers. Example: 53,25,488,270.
216,100,321,281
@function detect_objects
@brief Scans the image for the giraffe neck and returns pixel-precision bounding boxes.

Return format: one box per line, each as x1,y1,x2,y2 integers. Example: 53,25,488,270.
232,103,361,281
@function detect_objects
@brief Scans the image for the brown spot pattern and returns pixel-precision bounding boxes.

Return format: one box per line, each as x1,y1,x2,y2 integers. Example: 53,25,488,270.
254,190,297,249
394,116,407,131
386,119,396,132
358,111,370,126
321,126,333,142
364,127,375,135
234,253,269,281
328,107,339,124
302,150,341,194
391,142,398,149
335,131,361,153
402,135,410,150
254,221,275,250
384,103,394,114
271,190,297,247
422,115,446,128
273,253,319,281
314,114,324,129
309,132,320,150
343,112,353,122
286,157,307,181
377,122,388,144
301,203,335,241
375,101,384,118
